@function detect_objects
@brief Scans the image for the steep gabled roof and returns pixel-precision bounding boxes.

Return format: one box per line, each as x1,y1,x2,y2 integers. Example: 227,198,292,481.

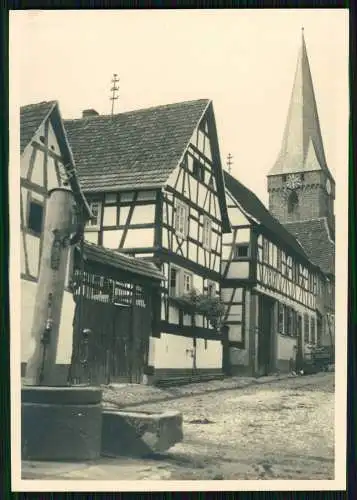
268,30,334,181
81,241,164,282
64,98,231,233
20,101,92,218
20,101,56,154
283,219,335,277
224,170,316,266
64,99,211,192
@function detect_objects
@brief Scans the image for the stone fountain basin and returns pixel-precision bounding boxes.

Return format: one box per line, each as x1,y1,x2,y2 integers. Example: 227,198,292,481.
101,409,183,457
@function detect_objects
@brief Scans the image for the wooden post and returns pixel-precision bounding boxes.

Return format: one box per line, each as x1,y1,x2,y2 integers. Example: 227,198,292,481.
24,188,75,386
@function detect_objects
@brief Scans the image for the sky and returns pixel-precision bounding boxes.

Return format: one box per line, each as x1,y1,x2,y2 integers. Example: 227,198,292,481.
10,9,349,206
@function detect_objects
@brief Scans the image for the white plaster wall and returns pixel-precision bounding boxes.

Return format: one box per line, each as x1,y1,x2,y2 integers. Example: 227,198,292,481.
102,230,123,249
84,231,98,244
226,261,250,279
124,227,154,248
227,207,250,226
277,334,297,361
148,335,156,366
153,333,194,369
168,305,179,324
228,324,242,342
195,338,222,369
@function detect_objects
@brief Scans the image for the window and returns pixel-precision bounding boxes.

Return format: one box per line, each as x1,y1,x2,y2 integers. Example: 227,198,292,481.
183,272,193,294
297,314,302,339
277,248,282,270
313,276,317,295
193,158,205,182
87,201,102,229
286,308,292,336
170,267,193,297
169,267,178,297
207,281,216,297
288,191,299,213
263,239,269,263
287,256,293,280
234,243,249,259
281,252,287,276
202,216,212,250
174,201,188,238
316,315,323,346
292,262,298,283
28,200,44,236
304,313,310,343
278,302,284,333
310,317,316,344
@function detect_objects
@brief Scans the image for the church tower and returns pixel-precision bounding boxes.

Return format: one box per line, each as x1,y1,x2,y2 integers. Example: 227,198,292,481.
267,29,335,238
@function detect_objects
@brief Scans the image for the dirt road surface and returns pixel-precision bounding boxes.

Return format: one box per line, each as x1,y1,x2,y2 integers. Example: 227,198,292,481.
131,372,335,480
22,372,334,481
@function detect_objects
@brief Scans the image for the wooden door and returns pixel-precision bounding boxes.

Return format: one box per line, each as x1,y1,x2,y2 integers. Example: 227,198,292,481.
70,296,151,385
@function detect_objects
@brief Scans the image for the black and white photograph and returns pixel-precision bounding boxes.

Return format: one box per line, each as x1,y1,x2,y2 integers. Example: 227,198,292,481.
9,8,348,491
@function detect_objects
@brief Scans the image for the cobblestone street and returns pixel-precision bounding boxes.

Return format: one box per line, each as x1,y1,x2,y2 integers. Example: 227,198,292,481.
22,372,334,481
130,372,335,480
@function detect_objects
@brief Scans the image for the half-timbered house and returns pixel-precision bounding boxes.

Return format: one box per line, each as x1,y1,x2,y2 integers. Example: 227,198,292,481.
20,101,165,384
222,172,327,375
20,101,91,376
64,99,231,383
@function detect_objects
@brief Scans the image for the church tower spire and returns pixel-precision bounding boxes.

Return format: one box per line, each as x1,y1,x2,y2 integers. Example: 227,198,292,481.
267,29,335,235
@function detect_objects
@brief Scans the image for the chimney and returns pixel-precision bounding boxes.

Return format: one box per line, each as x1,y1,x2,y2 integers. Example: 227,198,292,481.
82,109,99,118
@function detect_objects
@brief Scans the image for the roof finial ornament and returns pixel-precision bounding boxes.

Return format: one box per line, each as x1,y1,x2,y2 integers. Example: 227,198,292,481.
110,73,120,117
227,153,233,174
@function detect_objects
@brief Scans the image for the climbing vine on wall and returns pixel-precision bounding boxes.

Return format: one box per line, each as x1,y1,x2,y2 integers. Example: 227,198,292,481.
171,288,226,330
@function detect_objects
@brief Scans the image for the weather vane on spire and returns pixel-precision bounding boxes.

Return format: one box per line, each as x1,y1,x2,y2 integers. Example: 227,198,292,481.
227,153,233,174
110,73,120,116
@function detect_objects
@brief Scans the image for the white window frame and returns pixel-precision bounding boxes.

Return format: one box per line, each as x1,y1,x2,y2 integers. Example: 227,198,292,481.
87,201,102,230
169,266,193,297
202,216,212,250
174,200,188,239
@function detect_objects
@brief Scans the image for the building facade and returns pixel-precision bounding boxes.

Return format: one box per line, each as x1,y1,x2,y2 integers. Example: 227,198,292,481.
64,100,231,383
222,172,325,375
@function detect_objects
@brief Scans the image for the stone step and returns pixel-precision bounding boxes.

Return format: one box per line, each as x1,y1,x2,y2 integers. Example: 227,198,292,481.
101,409,183,458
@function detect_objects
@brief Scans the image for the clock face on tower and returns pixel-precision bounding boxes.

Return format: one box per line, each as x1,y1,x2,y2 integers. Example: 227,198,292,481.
285,174,302,190
326,178,332,195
